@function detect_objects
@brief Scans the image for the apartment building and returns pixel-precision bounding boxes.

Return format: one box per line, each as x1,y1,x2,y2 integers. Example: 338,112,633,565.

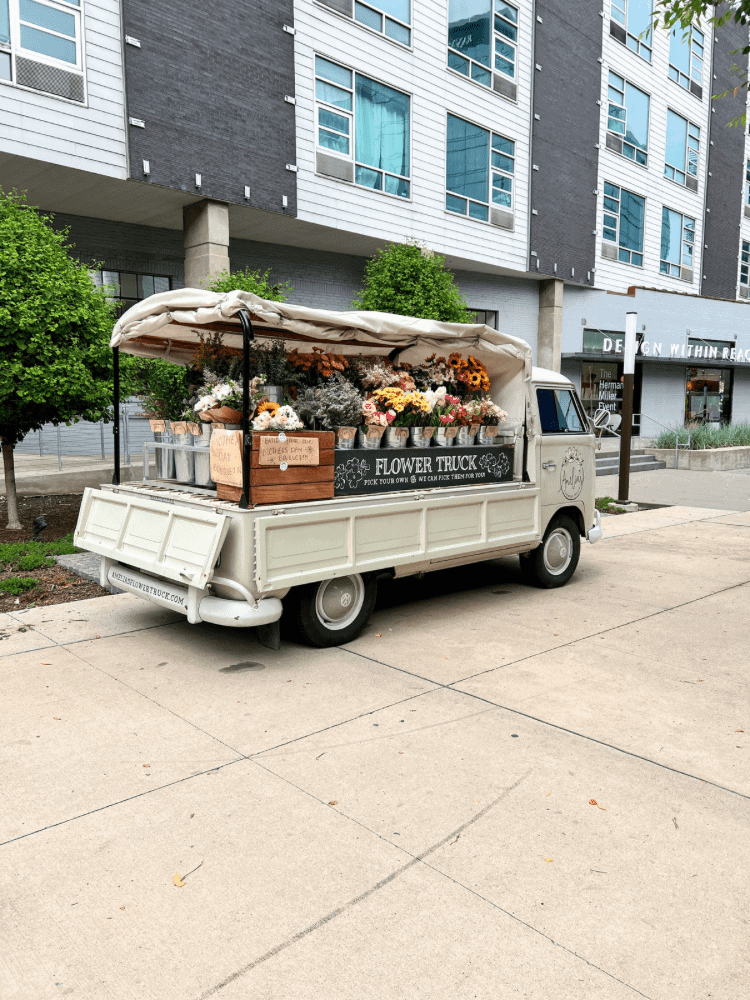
1,0,749,430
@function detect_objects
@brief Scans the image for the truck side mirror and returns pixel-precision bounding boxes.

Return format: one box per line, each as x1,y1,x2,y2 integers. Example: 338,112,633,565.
593,408,611,429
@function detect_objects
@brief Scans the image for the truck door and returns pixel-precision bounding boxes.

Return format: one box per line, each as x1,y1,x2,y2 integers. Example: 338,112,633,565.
535,385,595,527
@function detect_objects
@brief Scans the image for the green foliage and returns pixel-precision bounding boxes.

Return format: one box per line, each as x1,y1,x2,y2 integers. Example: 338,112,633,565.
353,240,474,323
0,532,78,571
0,190,117,446
654,422,750,449
208,267,291,301
0,577,38,595
126,357,192,420
595,496,625,514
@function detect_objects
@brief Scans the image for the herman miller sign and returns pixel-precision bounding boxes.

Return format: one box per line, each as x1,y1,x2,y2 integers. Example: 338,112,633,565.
584,329,750,363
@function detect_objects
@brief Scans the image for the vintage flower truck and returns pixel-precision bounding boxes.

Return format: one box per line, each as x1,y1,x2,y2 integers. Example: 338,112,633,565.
73,290,602,649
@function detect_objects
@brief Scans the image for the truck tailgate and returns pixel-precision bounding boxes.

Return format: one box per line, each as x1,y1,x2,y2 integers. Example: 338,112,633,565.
75,488,230,589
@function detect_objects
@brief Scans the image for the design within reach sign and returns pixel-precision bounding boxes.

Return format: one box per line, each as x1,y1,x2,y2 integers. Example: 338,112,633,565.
334,446,514,496
584,330,750,362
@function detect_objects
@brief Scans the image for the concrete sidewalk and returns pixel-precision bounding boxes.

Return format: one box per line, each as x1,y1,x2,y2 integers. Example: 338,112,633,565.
596,466,750,510
0,454,144,495
1,504,747,999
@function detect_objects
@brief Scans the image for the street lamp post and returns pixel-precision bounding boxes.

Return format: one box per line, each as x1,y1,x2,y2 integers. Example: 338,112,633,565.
617,311,637,505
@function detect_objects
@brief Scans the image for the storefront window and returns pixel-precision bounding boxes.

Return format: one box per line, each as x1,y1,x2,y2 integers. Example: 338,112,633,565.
685,367,732,425
581,362,623,417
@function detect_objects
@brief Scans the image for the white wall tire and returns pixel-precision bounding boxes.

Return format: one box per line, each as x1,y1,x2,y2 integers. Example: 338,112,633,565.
287,574,377,647
519,514,581,589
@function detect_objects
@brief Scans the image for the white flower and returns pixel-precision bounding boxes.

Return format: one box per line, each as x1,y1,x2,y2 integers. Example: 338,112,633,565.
194,394,217,412
270,405,303,430
252,410,272,430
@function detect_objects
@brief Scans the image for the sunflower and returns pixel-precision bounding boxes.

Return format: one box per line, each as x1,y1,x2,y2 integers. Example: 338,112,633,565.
256,400,280,416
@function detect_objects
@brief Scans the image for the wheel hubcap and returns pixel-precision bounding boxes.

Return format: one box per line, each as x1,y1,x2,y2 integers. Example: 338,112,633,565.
543,527,574,576
314,575,366,631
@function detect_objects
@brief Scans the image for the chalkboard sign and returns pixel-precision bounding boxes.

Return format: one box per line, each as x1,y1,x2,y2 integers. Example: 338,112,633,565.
334,445,514,496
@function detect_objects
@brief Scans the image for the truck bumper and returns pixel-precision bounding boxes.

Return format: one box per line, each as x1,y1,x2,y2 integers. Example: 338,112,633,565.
586,510,602,544
105,562,283,628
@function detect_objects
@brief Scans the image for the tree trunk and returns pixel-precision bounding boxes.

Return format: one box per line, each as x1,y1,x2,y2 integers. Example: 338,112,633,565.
2,441,22,530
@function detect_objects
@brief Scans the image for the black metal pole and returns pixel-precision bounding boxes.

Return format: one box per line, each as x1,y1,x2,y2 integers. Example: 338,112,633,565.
112,346,121,485
238,311,254,509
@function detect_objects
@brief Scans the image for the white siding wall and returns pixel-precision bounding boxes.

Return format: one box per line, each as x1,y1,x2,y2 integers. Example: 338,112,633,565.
594,14,712,294
293,0,533,273
0,0,127,178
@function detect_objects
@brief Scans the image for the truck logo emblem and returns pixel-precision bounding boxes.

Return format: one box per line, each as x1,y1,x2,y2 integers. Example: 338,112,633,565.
340,593,352,608
560,447,584,500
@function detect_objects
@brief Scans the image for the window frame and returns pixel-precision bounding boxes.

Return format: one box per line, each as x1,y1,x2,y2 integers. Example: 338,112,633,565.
1,0,85,93
444,111,515,223
610,0,653,62
471,309,498,329
745,161,750,206
94,270,173,318
668,22,704,93
536,387,588,435
314,54,412,201
659,206,695,277
447,0,518,94
607,69,650,166
740,240,749,287
352,0,411,48
602,181,645,267
664,109,699,187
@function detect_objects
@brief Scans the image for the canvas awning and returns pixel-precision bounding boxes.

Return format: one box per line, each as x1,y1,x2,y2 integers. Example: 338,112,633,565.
110,289,533,381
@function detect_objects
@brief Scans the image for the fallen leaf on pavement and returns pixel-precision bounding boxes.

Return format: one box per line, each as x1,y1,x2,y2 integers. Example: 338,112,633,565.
328,800,338,806
119,906,125,910
41,662,51,665
589,799,597,805
375,633,382,637
546,791,551,796
143,764,150,768
544,858,553,862
736,729,744,733
173,873,186,887
190,813,195,819
53,717,61,721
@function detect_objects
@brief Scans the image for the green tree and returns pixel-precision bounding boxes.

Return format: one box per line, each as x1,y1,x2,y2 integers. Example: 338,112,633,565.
0,191,116,530
123,357,192,420
353,240,474,323
208,266,291,301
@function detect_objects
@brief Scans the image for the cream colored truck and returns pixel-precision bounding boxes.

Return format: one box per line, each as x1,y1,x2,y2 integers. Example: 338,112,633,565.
74,292,602,648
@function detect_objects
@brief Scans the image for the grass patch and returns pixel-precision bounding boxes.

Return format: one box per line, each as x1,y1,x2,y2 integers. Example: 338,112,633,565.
0,577,39,595
654,422,750,450
596,496,626,515
0,532,78,572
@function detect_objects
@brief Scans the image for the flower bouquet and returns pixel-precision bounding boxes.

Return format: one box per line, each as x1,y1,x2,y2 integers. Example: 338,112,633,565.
359,398,388,449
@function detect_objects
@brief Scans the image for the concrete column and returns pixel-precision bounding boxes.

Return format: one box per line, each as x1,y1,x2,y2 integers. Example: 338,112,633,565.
537,278,564,372
183,200,230,289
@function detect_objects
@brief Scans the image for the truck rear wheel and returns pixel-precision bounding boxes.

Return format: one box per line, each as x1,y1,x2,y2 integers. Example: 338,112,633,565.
519,514,580,589
287,573,377,648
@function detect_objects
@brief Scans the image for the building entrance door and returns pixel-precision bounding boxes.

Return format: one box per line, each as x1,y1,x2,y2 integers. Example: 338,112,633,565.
685,368,732,425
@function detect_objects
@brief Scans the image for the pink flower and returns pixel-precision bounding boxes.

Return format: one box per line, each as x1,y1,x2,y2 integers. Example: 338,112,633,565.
386,409,396,425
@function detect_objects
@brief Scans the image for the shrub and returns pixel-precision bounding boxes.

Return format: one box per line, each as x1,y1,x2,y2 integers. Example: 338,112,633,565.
654,422,750,450
0,577,38,595
0,532,78,571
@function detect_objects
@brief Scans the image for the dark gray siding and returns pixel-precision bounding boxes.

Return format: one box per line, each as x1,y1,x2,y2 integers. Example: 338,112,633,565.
703,17,748,298
121,0,297,216
50,213,186,284
529,0,601,285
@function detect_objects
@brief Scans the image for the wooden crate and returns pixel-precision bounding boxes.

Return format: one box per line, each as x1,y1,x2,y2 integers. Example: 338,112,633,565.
216,430,335,505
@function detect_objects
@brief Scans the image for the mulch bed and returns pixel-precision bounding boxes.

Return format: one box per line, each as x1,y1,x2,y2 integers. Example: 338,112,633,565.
0,493,84,543
0,493,110,612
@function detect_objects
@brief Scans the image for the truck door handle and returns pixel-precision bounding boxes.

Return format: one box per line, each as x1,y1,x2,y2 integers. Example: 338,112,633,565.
542,461,557,470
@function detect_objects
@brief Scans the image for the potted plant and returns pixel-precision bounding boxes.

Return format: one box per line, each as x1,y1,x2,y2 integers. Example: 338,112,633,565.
359,399,388,448
477,399,509,446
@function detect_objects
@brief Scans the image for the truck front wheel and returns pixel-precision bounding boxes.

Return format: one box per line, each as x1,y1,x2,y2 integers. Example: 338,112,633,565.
519,514,580,589
286,573,378,647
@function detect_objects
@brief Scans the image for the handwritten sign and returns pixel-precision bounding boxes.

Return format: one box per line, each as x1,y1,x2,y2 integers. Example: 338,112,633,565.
187,422,201,435
444,426,458,440
258,436,320,467
171,422,188,435
149,419,166,433
366,426,384,439
483,425,498,438
337,427,357,441
210,429,243,487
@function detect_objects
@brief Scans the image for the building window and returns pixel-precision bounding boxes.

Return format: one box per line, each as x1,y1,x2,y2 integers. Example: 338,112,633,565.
660,207,694,277
685,367,732,425
603,182,644,266
315,55,410,198
445,113,514,221
94,271,172,317
471,309,498,329
740,240,749,285
447,0,518,90
669,23,704,95
610,0,652,62
536,388,586,434
1,0,85,97
745,163,750,205
607,70,649,165
354,0,410,46
664,110,699,187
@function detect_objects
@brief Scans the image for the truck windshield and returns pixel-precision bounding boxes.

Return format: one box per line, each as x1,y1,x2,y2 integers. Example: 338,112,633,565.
537,388,585,433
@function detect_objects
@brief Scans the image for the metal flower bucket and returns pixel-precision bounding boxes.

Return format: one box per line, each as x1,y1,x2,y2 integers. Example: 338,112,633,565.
335,426,357,450
385,426,409,449
358,425,385,449
456,425,479,447
477,425,499,446
434,426,457,447
193,421,213,486
153,422,175,479
409,426,435,447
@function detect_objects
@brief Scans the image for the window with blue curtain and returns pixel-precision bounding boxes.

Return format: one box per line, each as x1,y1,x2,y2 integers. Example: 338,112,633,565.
447,0,517,90
355,75,410,197
446,113,489,220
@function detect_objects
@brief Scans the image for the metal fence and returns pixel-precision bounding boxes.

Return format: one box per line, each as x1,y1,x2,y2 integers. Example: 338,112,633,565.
14,401,153,469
